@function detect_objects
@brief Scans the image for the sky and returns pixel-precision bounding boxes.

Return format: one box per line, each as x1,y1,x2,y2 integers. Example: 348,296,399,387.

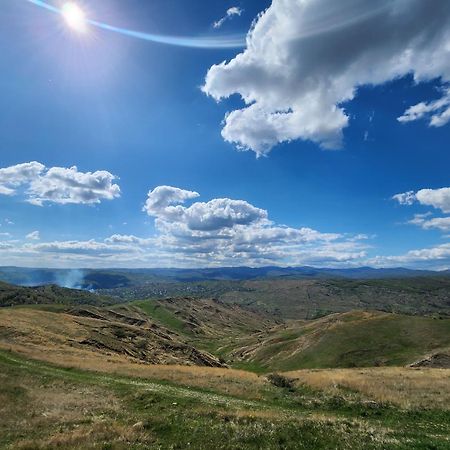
0,0,449,269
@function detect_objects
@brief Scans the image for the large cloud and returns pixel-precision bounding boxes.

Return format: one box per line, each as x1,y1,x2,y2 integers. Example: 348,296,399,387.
203,0,450,155
142,185,367,266
0,162,120,206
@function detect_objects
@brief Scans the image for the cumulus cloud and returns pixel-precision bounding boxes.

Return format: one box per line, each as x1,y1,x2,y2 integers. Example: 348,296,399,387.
0,162,120,206
143,186,200,219
142,185,368,266
393,187,450,213
203,0,450,155
213,6,243,29
144,185,268,231
398,88,450,127
26,230,40,241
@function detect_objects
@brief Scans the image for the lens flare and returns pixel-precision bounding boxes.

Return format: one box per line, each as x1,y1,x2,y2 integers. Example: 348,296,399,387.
62,3,87,32
25,0,245,48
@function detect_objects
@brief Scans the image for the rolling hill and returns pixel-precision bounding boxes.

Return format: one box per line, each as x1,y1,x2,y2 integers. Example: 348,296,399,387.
227,310,450,371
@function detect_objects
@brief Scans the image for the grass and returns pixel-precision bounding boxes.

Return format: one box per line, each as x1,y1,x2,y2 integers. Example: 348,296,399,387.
0,349,449,449
228,311,450,371
131,300,189,334
285,367,450,410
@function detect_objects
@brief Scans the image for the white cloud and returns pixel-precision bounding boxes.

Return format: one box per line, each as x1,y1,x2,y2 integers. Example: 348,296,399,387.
398,88,450,127
0,186,370,268
203,0,450,156
0,162,120,206
144,185,267,231
0,162,45,195
213,6,243,29
104,234,153,245
393,187,450,213
143,185,200,219
370,242,450,269
26,231,40,241
26,239,136,256
142,185,368,266
408,214,450,232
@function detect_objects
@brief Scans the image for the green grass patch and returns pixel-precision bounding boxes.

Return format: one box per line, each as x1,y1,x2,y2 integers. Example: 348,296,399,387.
132,299,188,334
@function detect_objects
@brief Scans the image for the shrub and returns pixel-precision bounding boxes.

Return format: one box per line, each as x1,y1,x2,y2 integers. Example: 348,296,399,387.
267,373,295,390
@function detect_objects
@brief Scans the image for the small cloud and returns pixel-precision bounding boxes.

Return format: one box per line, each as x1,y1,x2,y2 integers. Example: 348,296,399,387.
213,6,243,29
0,162,120,206
398,88,450,128
26,230,40,241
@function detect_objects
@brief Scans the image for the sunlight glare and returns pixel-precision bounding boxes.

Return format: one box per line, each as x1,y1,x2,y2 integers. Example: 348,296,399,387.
62,2,87,32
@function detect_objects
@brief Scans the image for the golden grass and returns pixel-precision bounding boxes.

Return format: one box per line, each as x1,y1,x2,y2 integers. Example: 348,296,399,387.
285,367,450,409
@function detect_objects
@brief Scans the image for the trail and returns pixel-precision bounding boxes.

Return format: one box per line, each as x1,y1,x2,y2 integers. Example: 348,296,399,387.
0,351,266,410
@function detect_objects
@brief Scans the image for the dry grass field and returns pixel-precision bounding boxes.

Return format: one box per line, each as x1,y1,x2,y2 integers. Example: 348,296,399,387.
285,367,450,409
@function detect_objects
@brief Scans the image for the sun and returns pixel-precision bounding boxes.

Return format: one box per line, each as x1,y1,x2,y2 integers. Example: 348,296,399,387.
61,3,87,32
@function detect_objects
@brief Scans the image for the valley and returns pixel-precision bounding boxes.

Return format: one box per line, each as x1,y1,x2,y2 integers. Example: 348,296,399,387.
0,277,449,448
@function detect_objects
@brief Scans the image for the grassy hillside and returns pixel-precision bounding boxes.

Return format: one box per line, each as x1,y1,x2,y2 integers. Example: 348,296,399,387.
0,305,224,367
127,299,450,372
131,297,279,357
0,282,115,307
228,311,450,371
0,349,449,449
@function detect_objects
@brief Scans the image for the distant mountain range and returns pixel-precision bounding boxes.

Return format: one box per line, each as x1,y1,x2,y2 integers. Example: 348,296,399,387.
0,265,448,289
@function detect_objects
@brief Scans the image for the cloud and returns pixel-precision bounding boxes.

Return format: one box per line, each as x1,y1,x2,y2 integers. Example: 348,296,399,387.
0,162,120,206
142,185,368,266
0,186,370,268
0,162,45,195
398,87,450,127
26,231,40,241
144,185,267,231
213,6,243,29
143,186,200,219
104,234,153,245
370,242,450,269
407,214,450,232
203,0,450,156
393,187,450,213
26,239,136,256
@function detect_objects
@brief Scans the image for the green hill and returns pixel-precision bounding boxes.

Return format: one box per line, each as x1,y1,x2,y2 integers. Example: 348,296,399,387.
228,311,450,371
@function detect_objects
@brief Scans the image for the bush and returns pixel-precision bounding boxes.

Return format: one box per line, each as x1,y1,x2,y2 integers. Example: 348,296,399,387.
267,373,295,390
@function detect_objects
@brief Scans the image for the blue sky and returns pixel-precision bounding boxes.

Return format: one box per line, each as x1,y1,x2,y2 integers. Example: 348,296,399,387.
0,0,449,269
